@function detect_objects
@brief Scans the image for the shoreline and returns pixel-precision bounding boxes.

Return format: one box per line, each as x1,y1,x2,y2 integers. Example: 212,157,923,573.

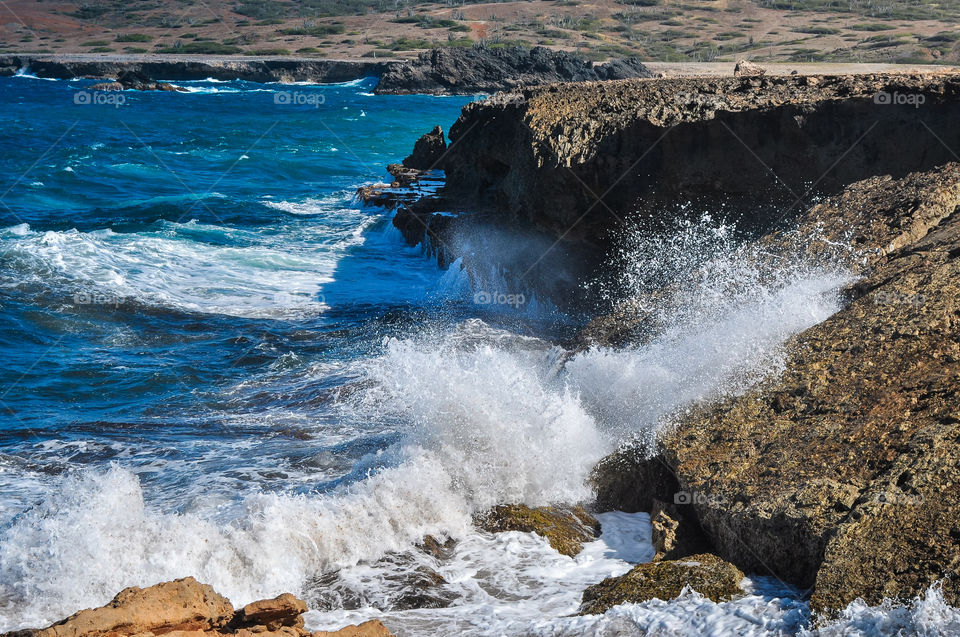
3,53,959,84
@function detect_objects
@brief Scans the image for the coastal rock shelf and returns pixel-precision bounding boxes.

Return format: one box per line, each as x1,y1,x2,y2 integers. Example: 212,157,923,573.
441,72,960,245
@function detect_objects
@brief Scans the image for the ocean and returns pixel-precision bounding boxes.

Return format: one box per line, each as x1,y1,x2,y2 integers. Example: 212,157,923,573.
0,74,956,636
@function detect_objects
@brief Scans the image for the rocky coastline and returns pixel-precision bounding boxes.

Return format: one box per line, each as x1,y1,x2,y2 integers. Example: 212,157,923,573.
360,69,960,618
1,48,652,95
11,67,960,632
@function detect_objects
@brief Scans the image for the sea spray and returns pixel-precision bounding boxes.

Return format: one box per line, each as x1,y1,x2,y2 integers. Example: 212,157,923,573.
0,215,877,634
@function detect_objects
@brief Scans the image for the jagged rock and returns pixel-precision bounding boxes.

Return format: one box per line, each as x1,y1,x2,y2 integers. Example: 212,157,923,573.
733,59,766,77
416,535,457,560
578,553,745,614
476,504,600,557
374,46,652,95
402,126,447,170
238,593,306,630
13,577,234,637
650,499,712,561
313,621,393,637
590,163,960,613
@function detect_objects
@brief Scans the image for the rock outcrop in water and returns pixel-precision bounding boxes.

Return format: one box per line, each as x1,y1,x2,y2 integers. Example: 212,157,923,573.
3,578,394,637
476,504,601,557
579,553,745,614
90,70,186,92
373,46,653,95
593,162,960,613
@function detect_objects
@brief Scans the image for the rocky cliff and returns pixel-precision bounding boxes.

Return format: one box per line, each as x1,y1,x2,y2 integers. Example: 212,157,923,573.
593,162,960,614
441,73,960,246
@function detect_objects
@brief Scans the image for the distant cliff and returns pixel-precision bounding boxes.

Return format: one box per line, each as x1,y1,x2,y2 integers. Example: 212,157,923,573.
0,54,393,83
373,46,653,95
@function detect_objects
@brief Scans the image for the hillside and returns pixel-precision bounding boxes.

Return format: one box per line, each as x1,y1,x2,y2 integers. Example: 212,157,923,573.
1,0,959,64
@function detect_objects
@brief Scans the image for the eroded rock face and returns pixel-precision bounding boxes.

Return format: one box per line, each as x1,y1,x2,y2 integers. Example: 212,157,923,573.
5,578,395,637
402,126,447,170
476,504,601,557
578,553,745,615
442,73,960,244
592,163,960,613
374,46,652,95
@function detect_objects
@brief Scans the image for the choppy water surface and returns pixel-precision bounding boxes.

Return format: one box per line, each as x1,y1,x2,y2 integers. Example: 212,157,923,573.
0,75,955,636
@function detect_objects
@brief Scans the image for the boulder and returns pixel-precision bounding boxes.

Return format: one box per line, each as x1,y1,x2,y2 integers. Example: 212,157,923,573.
238,593,307,630
649,499,712,562
733,59,766,77
476,504,600,557
18,578,234,637
579,553,745,615
402,126,446,170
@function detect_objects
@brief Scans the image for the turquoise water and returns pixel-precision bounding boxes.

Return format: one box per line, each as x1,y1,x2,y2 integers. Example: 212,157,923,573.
0,76,478,513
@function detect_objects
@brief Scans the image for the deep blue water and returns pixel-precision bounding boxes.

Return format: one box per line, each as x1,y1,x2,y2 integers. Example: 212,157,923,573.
0,75,478,513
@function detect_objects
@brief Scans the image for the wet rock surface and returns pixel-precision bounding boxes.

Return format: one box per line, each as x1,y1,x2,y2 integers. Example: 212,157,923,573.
592,163,960,613
579,553,745,615
476,504,601,557
374,46,652,95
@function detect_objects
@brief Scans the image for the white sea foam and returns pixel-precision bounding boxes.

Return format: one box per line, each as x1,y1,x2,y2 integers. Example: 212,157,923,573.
0,214,376,318
1,216,942,635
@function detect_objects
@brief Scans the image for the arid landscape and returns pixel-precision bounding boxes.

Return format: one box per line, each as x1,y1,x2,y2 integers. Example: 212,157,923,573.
2,0,959,64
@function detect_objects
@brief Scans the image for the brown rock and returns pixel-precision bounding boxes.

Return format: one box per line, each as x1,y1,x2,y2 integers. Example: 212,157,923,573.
239,593,307,630
476,504,600,557
733,59,766,77
579,553,745,615
311,620,394,637
649,499,712,561
25,577,234,637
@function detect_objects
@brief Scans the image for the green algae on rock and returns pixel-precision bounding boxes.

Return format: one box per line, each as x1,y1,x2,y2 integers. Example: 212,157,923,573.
579,553,745,615
476,504,601,557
